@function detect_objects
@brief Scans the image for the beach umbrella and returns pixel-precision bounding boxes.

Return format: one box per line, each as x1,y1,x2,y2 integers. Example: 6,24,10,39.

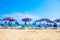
54,19,60,26
47,21,55,26
21,18,32,26
3,17,15,21
48,21,55,23
3,17,16,26
52,19,60,29
35,18,51,24
35,18,51,25
54,19,60,27
35,18,50,22
54,19,60,23
35,18,51,28
39,18,50,22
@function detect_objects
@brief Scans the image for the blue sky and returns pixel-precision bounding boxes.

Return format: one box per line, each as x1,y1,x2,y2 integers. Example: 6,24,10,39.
0,0,60,22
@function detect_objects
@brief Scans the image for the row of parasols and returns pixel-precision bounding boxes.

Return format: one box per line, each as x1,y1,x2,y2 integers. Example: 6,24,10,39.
0,17,60,29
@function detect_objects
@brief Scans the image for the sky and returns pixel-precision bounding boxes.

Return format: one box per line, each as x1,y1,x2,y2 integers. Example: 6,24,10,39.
0,0,60,22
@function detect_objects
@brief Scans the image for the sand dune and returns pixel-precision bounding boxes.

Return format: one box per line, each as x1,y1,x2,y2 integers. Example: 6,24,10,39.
0,28,60,40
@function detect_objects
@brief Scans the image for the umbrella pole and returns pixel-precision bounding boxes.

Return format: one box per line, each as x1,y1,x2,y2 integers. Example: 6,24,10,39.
39,22,41,27
53,23,57,29
8,21,12,26
4,21,8,28
25,22,27,27
44,22,46,28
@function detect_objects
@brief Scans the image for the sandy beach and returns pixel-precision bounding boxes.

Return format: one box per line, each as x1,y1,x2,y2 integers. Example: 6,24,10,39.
0,28,60,40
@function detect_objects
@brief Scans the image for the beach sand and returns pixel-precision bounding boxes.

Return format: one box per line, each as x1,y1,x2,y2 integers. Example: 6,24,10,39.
0,28,60,40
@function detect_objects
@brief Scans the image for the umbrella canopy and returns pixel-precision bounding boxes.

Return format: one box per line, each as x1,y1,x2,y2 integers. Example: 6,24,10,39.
3,17,16,21
48,21,55,23
54,19,60,23
21,18,32,22
35,18,50,22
